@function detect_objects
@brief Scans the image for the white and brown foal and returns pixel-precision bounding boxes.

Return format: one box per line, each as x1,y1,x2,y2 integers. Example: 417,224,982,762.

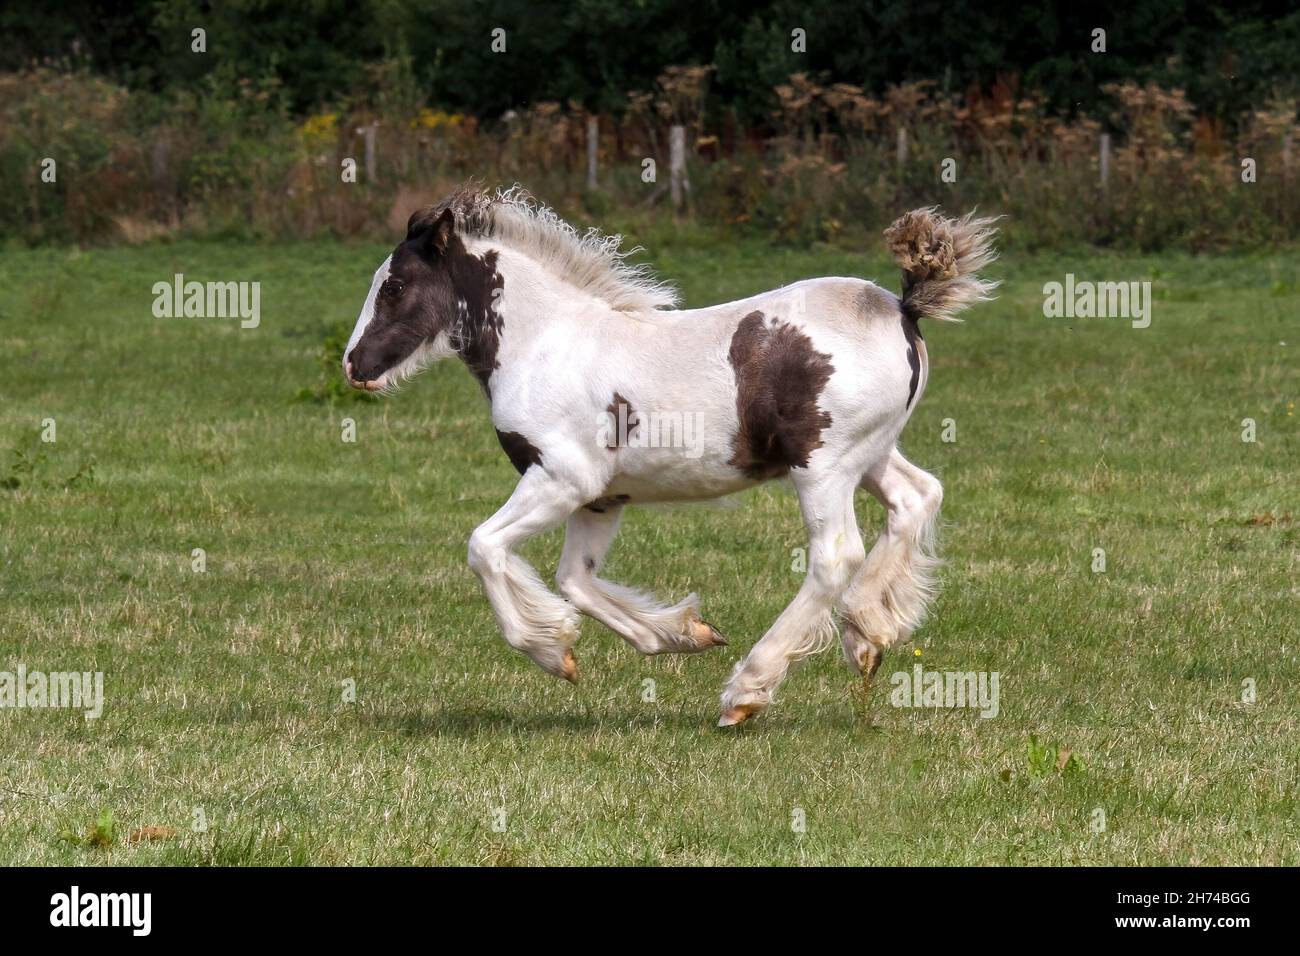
344,184,997,726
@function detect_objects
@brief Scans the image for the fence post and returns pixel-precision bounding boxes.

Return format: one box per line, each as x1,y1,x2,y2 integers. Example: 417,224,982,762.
1099,132,1111,190
356,122,378,183
586,116,599,190
669,125,688,210
150,137,171,221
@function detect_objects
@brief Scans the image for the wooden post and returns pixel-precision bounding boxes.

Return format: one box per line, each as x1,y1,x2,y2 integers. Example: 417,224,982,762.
1285,134,1295,233
150,138,169,186
586,115,599,190
150,137,173,223
669,125,688,210
896,127,908,167
356,122,378,183
1099,132,1111,190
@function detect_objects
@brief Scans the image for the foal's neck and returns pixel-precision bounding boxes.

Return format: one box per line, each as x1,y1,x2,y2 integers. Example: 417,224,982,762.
458,241,614,399
481,242,615,327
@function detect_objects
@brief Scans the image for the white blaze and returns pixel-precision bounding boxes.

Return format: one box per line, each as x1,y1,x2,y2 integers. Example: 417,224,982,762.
344,255,392,373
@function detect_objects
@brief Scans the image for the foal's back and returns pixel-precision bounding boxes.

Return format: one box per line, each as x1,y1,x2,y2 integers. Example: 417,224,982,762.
592,275,918,503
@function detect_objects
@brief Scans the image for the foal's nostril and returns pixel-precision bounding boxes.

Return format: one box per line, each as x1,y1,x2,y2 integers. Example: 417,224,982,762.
345,356,371,386
345,354,367,382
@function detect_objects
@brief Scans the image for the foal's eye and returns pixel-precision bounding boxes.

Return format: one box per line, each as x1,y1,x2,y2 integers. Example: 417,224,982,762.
381,278,405,297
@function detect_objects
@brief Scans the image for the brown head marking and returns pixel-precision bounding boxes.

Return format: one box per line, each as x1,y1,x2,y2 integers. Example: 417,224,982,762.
347,200,505,394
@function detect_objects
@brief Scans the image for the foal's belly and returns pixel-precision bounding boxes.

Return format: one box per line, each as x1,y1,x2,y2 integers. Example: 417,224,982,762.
600,447,765,504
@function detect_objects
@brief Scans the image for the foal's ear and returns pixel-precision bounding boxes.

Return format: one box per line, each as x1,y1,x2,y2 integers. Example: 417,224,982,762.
407,207,455,257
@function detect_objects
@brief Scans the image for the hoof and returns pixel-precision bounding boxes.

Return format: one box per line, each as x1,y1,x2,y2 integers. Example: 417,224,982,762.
859,643,883,682
559,648,579,684
844,621,885,681
685,617,728,650
717,703,761,727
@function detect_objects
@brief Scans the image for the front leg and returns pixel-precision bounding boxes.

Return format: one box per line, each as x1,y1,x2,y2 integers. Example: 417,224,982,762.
467,467,589,681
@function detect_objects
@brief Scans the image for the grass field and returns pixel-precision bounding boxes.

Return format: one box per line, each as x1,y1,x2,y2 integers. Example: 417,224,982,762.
0,231,1295,865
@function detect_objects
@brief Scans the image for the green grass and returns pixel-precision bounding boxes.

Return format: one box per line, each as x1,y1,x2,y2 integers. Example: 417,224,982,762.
0,233,1295,865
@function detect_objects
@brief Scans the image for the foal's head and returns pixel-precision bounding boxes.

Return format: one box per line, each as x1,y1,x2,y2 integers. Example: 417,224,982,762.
344,206,502,392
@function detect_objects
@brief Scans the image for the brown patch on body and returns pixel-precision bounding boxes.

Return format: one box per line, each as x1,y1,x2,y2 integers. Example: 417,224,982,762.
495,429,542,474
604,392,640,449
584,493,631,514
727,311,835,480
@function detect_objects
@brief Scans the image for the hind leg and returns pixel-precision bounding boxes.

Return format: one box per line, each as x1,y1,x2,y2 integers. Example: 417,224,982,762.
718,472,866,725
838,447,943,680
555,505,726,655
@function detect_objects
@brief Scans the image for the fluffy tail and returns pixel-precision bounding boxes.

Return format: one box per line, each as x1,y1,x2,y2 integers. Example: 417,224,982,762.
884,207,999,323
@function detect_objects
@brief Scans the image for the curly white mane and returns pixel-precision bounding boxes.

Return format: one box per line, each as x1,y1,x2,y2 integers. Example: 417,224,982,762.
423,182,680,315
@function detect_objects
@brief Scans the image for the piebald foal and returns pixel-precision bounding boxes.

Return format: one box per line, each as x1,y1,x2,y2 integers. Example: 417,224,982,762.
344,184,997,725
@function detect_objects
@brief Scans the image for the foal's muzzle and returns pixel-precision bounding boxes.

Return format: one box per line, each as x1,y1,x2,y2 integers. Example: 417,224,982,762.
344,359,384,391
